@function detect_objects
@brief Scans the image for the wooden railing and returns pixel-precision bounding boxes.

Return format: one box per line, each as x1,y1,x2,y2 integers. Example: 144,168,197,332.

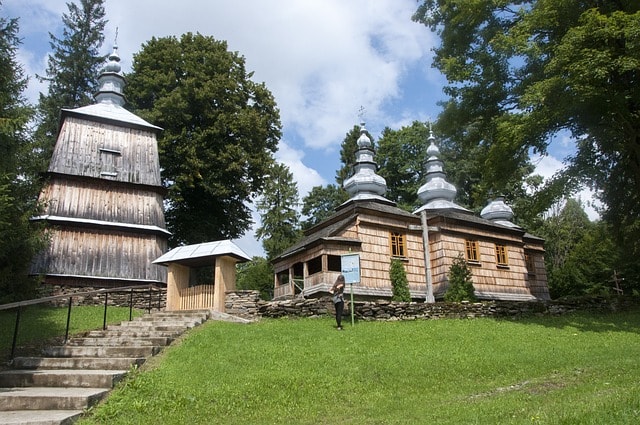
0,285,165,360
273,278,305,299
179,284,215,310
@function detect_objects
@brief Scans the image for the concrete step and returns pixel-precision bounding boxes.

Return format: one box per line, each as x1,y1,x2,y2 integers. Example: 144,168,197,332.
42,345,161,358
10,356,145,371
107,325,192,337
0,309,214,423
86,329,179,339
67,336,172,347
120,319,203,328
0,387,108,411
0,409,83,425
0,369,127,388
146,311,210,320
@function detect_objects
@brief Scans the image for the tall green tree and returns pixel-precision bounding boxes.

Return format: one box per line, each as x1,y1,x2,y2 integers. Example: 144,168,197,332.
537,199,621,298
413,0,640,259
126,33,281,246
376,121,430,211
255,163,302,261
301,184,348,229
300,125,370,226
0,9,46,302
35,0,107,170
236,256,274,300
336,125,365,186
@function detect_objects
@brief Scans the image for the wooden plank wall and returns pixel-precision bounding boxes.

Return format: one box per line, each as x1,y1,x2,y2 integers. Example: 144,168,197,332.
40,177,166,227
430,230,535,298
179,285,215,310
50,117,162,187
271,209,548,301
32,228,167,283
526,250,550,299
349,219,425,293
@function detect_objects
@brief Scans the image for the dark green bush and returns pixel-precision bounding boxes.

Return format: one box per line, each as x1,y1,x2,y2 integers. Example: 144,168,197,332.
445,254,477,302
390,258,411,302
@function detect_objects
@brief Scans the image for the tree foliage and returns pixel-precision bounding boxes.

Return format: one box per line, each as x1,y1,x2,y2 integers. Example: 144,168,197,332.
536,199,623,297
376,121,430,211
236,256,274,300
255,163,302,261
336,125,369,186
0,10,46,302
413,0,640,256
390,258,411,302
301,184,348,229
35,0,106,170
126,33,281,246
445,254,476,302
301,125,370,225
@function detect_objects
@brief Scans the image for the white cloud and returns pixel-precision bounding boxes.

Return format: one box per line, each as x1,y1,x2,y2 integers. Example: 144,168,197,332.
12,0,437,154
531,154,601,221
275,142,326,198
6,0,444,257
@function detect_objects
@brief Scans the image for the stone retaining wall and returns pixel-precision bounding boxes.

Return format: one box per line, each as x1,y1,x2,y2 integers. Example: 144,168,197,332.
34,286,637,320
39,285,166,311
225,290,638,321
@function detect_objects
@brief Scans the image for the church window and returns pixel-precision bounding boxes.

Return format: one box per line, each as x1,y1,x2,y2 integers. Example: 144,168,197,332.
525,254,536,275
465,240,479,262
495,244,509,266
390,232,406,257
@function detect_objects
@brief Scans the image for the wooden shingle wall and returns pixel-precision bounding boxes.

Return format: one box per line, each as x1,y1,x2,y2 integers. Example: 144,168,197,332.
33,113,168,287
348,214,425,292
50,117,161,186
429,221,541,299
32,228,167,283
40,177,165,227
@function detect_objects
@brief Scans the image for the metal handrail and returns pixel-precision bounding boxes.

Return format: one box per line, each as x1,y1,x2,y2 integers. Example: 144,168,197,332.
1,284,166,360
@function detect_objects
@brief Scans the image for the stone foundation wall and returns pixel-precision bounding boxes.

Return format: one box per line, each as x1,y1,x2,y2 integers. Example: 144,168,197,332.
225,291,639,321
36,286,636,321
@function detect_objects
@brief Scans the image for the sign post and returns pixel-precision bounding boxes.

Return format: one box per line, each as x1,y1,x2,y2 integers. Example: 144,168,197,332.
341,254,360,326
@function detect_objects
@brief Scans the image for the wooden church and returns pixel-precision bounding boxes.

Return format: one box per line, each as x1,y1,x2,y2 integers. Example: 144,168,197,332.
272,125,550,301
30,46,169,288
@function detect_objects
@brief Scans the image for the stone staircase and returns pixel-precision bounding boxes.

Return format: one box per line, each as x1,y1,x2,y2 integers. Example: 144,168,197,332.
0,310,212,425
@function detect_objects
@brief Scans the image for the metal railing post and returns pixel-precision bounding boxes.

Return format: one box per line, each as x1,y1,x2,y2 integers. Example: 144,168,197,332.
129,288,134,321
10,307,22,360
148,286,152,313
64,297,72,344
102,292,109,330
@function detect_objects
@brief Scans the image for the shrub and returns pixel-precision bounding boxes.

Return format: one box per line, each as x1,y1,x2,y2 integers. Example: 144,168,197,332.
445,253,477,302
390,258,411,302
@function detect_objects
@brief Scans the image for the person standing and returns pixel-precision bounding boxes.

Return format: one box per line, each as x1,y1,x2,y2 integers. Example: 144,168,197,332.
329,274,346,330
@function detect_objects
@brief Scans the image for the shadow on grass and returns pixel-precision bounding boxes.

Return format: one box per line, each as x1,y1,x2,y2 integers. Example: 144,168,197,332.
503,306,640,335
0,306,70,364
0,305,138,363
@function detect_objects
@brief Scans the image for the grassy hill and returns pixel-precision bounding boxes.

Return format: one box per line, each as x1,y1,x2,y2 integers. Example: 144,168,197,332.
79,309,640,424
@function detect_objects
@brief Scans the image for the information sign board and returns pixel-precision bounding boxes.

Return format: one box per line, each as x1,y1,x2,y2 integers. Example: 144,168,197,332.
341,254,360,284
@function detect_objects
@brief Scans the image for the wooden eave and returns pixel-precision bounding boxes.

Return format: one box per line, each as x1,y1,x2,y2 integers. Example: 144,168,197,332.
31,214,171,236
428,209,526,238
274,216,358,262
276,200,419,263
60,108,162,134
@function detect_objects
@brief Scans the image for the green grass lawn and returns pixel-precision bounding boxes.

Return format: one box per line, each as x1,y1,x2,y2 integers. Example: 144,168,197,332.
79,309,640,425
0,305,144,361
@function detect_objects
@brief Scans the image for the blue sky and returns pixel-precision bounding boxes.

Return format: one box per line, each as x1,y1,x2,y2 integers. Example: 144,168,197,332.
3,0,594,256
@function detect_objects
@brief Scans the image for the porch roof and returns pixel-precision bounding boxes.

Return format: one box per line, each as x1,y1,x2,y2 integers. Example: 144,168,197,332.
152,239,251,267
